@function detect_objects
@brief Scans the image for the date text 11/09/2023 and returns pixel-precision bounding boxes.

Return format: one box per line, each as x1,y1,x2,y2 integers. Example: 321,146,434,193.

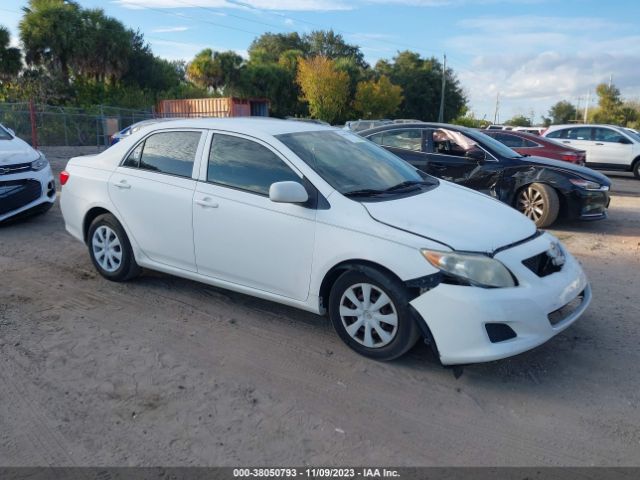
233,468,400,478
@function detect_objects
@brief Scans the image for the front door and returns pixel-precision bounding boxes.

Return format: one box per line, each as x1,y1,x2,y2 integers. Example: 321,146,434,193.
193,132,316,301
589,127,634,167
108,129,204,272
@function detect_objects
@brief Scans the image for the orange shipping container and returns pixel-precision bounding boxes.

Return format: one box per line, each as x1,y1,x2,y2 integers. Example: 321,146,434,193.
155,97,269,118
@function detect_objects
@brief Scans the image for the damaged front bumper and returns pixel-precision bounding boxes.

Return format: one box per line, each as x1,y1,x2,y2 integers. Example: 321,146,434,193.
409,233,590,365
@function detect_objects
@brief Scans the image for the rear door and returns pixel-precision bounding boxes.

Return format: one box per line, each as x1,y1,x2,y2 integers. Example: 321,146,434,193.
546,126,593,155
108,129,205,272
192,132,316,301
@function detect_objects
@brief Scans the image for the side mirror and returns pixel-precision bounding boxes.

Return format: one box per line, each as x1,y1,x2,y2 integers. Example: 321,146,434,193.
619,137,632,144
7,128,15,137
465,148,486,164
269,181,309,204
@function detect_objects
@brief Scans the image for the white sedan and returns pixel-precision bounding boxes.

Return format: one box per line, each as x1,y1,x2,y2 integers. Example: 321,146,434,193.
60,118,590,364
0,123,56,222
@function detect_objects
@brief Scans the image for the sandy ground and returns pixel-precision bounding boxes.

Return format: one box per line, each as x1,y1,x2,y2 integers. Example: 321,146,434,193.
0,147,638,466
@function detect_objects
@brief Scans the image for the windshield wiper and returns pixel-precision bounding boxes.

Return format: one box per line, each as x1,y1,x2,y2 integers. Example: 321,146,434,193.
384,180,432,192
343,188,387,198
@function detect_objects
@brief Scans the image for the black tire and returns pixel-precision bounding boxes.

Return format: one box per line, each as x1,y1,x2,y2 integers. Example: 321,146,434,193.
516,182,560,228
87,213,141,282
633,159,640,179
328,267,421,361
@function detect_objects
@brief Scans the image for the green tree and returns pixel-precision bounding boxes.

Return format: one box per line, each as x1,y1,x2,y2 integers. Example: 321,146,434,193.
548,100,577,124
186,49,244,93
248,32,306,64
505,114,531,127
0,26,21,81
375,51,466,121
297,55,349,123
354,75,403,119
303,30,366,68
592,83,624,124
20,0,83,84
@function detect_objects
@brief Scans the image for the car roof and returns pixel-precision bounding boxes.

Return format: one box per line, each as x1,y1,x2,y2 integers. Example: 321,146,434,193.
357,122,473,136
545,123,625,130
139,117,334,136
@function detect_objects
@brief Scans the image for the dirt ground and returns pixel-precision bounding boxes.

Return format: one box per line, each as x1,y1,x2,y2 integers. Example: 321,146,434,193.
0,146,639,466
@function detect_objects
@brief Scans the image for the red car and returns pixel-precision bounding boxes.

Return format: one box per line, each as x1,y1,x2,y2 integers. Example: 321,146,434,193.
484,130,586,165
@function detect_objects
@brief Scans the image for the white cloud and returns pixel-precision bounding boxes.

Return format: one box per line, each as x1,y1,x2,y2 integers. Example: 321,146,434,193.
447,15,640,120
284,18,294,25
151,26,191,32
115,0,351,11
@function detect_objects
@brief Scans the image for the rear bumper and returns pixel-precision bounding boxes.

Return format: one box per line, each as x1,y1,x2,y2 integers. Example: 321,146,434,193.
0,166,56,222
410,233,590,365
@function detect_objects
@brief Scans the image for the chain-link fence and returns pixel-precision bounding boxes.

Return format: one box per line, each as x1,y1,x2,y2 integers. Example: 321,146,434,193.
0,102,154,147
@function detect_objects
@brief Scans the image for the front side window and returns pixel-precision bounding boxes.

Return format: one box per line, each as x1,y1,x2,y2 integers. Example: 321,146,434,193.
276,130,431,195
593,128,625,143
368,129,423,152
432,128,485,158
208,134,300,195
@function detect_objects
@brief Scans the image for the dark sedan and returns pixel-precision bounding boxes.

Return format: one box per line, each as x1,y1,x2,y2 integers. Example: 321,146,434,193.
483,129,586,165
358,123,610,227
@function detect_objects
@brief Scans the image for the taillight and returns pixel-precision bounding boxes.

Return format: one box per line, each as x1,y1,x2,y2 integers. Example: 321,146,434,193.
60,170,70,186
561,153,578,163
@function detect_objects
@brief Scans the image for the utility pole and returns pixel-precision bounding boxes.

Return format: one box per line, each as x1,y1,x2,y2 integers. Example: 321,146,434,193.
493,92,500,125
583,90,591,124
609,74,613,88
438,53,447,123
575,96,581,123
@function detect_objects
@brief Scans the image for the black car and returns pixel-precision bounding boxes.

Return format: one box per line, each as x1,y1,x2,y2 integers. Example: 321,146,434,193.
358,123,611,227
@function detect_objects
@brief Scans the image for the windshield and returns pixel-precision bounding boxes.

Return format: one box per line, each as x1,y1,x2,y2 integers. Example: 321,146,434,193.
0,125,13,140
276,130,431,195
468,129,523,158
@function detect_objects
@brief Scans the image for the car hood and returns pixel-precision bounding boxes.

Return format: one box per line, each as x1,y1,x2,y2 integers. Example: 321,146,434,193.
0,136,39,165
518,155,611,185
363,182,537,253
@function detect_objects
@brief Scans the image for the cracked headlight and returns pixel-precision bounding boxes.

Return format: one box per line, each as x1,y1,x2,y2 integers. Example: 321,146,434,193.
421,249,516,288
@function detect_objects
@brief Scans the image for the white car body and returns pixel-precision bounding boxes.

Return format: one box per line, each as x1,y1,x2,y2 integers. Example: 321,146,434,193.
543,124,640,174
60,118,590,365
0,124,56,222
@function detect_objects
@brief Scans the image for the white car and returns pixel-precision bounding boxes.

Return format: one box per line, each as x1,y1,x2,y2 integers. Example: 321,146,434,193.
0,123,56,222
544,124,640,178
60,118,591,365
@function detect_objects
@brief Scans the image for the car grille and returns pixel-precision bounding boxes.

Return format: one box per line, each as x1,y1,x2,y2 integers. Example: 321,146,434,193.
0,162,32,176
548,290,585,326
522,251,562,277
0,179,42,215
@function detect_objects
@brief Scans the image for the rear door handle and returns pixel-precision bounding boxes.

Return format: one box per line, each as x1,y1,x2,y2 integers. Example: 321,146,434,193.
195,197,219,208
595,142,604,145
562,141,571,144
114,180,131,189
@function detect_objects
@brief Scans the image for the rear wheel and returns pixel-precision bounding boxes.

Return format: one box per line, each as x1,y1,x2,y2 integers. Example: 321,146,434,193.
517,183,560,228
328,268,421,361
88,213,140,281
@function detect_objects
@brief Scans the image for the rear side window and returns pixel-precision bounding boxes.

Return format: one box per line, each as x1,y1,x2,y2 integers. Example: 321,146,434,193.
208,134,300,195
523,139,539,147
494,133,524,148
545,129,563,139
368,129,423,152
138,131,201,177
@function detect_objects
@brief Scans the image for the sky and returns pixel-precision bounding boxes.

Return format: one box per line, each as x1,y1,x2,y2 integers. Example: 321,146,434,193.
2,0,640,123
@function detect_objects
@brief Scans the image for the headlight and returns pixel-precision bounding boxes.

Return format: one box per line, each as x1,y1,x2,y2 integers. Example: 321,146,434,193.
421,249,516,288
30,152,49,171
569,178,605,190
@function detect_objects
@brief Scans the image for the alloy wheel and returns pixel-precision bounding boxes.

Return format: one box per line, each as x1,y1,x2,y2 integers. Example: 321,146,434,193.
339,283,398,348
518,186,545,223
92,225,122,273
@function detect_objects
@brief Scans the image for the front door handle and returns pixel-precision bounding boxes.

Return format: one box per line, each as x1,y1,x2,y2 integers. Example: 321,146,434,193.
114,180,131,189
562,141,571,144
195,197,219,208
595,142,604,145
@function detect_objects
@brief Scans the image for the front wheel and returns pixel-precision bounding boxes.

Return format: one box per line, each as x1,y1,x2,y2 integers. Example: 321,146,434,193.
328,268,421,361
516,183,560,228
88,213,141,282
633,160,640,179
